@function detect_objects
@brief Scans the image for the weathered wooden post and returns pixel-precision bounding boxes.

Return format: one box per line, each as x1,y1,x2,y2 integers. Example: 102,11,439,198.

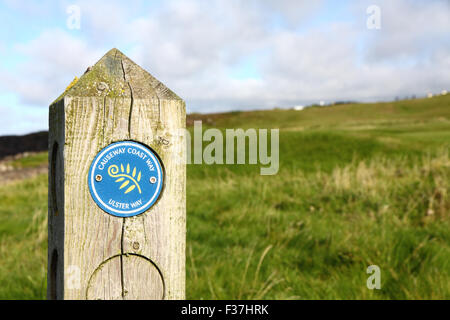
48,48,186,300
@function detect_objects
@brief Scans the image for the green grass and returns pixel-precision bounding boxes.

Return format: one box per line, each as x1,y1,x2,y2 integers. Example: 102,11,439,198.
4,152,48,169
0,95,449,299
187,151,450,299
0,175,47,299
200,95,450,130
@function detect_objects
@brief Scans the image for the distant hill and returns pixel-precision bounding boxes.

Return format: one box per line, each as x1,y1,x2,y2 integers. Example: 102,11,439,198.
0,131,48,160
0,94,448,159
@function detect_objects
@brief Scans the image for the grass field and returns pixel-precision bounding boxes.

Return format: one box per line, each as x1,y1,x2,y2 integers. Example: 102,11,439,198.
0,95,449,299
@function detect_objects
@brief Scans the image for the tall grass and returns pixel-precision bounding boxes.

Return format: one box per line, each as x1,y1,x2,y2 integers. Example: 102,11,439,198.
0,147,448,299
187,151,449,299
0,174,47,299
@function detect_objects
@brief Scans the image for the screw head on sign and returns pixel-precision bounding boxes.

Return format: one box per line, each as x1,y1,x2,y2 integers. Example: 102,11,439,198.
95,174,102,182
150,177,157,184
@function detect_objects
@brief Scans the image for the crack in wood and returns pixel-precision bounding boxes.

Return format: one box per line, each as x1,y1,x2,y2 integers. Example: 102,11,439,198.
120,59,134,139
102,96,106,146
120,218,125,299
119,57,132,299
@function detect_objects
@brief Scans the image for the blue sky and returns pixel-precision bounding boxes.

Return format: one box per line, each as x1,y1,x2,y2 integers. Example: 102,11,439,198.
0,0,449,135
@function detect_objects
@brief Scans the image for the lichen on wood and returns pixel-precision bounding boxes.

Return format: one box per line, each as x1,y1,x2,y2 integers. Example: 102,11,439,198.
52,48,182,104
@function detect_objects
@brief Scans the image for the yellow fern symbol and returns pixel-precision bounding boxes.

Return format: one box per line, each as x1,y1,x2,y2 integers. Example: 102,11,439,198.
108,164,142,194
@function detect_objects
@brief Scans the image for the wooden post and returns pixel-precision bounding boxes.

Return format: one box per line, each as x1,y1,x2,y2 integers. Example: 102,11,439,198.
48,48,186,300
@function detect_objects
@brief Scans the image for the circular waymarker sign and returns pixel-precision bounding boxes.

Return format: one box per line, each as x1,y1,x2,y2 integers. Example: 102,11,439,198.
88,141,164,217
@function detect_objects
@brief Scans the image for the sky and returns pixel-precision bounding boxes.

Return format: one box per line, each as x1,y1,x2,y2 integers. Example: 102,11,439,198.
0,0,449,135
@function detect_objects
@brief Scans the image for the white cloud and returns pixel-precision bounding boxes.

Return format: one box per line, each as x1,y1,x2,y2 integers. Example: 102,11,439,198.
1,0,449,129
262,0,324,26
361,0,450,62
2,29,104,106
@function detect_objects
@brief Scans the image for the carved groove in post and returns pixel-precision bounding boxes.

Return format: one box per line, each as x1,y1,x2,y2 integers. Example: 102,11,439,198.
49,249,58,300
86,253,165,300
50,142,59,216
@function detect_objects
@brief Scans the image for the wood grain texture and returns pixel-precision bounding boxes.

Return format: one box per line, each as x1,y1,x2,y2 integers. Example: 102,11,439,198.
48,48,186,300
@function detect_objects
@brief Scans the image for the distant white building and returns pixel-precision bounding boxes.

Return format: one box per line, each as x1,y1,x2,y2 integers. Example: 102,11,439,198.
442,90,448,96
293,105,305,111
427,93,433,98
319,100,325,106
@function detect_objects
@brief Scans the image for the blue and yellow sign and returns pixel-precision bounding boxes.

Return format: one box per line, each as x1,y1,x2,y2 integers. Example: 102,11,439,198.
88,141,164,217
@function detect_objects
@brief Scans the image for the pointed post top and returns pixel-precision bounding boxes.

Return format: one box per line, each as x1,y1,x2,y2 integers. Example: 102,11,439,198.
53,48,181,104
